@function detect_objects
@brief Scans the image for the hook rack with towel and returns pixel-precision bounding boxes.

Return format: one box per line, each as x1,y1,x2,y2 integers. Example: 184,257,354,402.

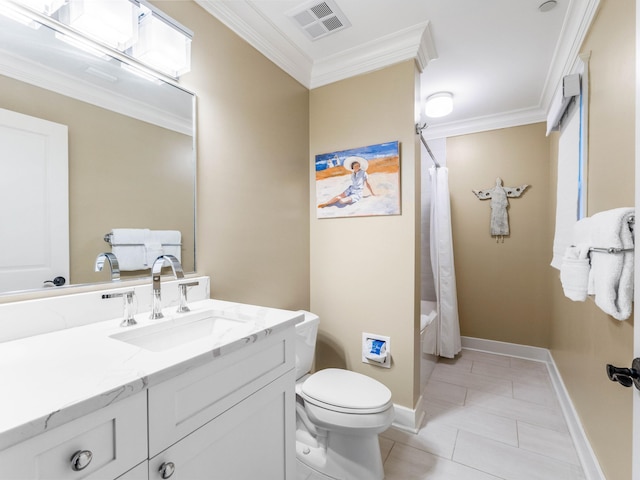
104,232,181,247
104,229,182,271
559,207,634,320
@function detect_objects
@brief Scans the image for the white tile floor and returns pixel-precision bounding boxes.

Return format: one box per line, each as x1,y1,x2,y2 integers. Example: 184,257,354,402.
380,349,586,480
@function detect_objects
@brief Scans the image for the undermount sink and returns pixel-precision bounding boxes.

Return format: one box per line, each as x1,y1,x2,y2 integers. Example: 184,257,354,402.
110,310,255,352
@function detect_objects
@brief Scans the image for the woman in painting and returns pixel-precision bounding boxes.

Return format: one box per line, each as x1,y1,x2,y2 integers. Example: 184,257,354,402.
318,156,375,208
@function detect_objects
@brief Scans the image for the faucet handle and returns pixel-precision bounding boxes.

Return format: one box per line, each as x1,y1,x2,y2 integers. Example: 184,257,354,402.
102,290,137,327
177,281,200,313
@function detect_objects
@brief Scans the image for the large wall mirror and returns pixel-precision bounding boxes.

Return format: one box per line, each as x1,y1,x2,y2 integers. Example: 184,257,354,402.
0,8,196,296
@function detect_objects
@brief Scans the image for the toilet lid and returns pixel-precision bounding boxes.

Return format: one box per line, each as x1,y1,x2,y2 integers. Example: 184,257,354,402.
301,368,392,412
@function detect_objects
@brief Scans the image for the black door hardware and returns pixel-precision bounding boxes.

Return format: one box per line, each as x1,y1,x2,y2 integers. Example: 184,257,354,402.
43,276,66,287
606,358,640,390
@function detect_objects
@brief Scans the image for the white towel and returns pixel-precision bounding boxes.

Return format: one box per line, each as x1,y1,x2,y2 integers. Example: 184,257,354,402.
572,208,635,320
144,230,182,266
110,228,149,271
560,245,590,301
156,230,181,261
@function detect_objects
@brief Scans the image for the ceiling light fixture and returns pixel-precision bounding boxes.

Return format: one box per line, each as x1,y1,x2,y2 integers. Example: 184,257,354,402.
538,1,557,13
424,92,453,118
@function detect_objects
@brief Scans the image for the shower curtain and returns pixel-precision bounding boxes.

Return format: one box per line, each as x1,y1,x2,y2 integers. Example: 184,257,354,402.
428,166,461,358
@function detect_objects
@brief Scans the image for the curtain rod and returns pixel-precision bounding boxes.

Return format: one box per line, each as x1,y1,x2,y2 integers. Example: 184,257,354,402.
415,123,441,168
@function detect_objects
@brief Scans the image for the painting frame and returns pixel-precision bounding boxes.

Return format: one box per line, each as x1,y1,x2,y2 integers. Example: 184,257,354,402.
315,141,401,219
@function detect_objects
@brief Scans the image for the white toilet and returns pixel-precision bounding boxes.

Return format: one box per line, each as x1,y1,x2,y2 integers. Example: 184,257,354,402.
295,311,395,480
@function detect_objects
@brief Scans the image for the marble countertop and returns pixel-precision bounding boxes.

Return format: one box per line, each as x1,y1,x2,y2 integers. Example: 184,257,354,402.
0,298,303,450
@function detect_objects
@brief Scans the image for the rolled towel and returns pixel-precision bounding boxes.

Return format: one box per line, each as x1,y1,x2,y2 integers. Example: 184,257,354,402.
560,245,590,301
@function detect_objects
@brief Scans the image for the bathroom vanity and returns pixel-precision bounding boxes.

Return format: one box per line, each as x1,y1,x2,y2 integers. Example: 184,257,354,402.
0,280,301,479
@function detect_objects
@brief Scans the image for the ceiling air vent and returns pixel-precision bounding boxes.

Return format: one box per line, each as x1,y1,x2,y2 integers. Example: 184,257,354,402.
288,0,351,41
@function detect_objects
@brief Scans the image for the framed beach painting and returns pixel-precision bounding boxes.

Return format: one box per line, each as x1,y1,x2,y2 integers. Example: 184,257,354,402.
315,141,401,219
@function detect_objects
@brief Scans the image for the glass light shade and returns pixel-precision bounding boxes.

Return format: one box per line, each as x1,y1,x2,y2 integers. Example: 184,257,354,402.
425,92,454,118
15,0,65,15
132,11,191,78
65,0,137,52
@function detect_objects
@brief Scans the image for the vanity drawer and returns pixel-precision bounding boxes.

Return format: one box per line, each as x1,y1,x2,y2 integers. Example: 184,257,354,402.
148,328,295,456
0,392,147,480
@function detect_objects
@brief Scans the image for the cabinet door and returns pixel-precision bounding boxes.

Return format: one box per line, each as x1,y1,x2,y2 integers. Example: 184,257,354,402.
149,371,296,480
0,392,147,480
148,328,295,456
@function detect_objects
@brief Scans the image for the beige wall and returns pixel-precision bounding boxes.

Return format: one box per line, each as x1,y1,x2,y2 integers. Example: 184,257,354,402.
548,1,635,479
445,2,635,478
157,1,311,311
0,75,194,286
447,123,552,347
309,61,421,409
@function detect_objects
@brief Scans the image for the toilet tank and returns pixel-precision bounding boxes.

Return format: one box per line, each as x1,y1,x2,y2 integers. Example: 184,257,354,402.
295,311,319,380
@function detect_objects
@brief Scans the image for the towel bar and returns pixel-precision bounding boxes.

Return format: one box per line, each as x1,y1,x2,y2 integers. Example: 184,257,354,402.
588,247,634,254
103,233,182,247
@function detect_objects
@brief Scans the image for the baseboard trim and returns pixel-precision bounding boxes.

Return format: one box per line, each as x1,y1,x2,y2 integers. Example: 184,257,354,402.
391,394,425,434
461,336,551,362
461,336,606,480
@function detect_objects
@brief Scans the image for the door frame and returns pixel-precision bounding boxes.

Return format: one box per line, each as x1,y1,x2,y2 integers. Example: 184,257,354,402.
634,2,639,478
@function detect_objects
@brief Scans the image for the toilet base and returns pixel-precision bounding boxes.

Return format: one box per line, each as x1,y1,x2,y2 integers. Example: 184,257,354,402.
295,431,385,480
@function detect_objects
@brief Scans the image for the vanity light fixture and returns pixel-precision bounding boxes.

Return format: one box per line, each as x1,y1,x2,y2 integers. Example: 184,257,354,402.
424,92,454,118
131,3,192,78
61,0,139,52
6,0,193,81
15,0,64,15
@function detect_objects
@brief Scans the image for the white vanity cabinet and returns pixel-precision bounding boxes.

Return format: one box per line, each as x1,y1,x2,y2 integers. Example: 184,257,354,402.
0,392,147,480
147,328,296,479
0,299,299,480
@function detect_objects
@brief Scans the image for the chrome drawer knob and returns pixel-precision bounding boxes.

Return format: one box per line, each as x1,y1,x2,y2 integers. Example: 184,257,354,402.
159,461,176,479
70,450,93,471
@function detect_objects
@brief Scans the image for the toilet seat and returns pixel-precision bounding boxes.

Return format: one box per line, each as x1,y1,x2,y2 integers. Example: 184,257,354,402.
301,368,392,414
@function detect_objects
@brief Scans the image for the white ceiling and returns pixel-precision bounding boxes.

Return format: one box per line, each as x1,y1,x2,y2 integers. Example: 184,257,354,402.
196,0,600,139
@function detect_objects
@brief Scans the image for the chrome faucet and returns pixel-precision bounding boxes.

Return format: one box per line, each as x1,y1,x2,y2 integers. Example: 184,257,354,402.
150,254,184,319
95,252,120,281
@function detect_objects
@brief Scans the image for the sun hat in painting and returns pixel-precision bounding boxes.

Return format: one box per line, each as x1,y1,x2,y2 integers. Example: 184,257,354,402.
343,156,369,172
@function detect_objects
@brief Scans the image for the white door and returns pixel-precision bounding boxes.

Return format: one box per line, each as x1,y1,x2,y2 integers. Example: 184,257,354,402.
0,107,69,293
634,3,640,477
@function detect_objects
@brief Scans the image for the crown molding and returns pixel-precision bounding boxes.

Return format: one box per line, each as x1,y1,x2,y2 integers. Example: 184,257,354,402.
415,22,439,73
539,0,601,117
196,1,436,90
310,22,437,88
422,106,547,140
196,0,600,136
429,0,600,139
195,0,313,87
